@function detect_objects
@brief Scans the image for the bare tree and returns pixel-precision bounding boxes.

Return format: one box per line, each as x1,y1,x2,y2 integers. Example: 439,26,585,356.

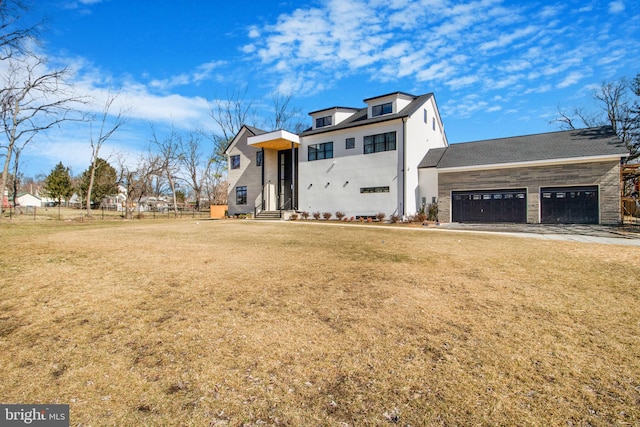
265,91,306,133
553,75,640,159
177,132,209,210
0,0,38,61
117,153,162,219
0,57,86,213
85,91,128,216
151,126,181,214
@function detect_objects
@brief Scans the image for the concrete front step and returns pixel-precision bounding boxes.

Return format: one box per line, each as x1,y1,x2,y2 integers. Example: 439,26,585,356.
255,211,282,220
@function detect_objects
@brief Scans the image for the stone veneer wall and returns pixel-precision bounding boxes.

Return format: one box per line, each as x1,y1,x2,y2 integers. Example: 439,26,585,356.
437,160,622,224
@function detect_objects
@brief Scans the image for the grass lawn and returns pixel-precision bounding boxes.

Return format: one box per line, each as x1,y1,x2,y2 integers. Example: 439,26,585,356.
0,219,639,426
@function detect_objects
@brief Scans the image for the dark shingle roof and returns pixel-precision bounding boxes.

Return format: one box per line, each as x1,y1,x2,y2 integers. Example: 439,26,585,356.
299,93,434,137
419,126,627,169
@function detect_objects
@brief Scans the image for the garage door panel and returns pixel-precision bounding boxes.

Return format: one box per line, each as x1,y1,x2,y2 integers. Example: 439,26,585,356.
540,186,598,224
452,189,527,223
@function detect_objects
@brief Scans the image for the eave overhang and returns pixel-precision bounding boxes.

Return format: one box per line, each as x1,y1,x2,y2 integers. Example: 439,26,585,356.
436,154,627,173
247,130,300,150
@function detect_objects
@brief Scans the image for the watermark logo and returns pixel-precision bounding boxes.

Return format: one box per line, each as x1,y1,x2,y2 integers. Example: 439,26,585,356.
0,405,69,426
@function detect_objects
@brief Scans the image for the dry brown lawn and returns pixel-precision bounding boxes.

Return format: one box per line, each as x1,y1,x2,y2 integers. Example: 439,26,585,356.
0,219,639,426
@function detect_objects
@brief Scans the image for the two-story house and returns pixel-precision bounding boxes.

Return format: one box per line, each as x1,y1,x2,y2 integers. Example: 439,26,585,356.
225,91,629,224
224,92,448,219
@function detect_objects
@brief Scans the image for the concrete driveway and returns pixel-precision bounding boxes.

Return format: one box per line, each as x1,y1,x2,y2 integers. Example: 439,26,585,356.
436,222,640,246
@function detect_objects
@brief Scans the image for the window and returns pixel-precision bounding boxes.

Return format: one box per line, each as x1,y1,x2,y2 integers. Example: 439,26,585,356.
345,137,355,149
308,142,333,161
424,109,427,123
372,102,392,117
364,131,396,154
315,116,332,128
360,186,390,193
230,155,240,169
236,186,247,205
256,151,263,167
432,117,436,131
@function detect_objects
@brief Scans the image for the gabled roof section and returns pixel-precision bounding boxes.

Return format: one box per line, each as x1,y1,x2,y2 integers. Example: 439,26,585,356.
299,92,434,137
308,106,360,116
419,147,447,168
363,91,416,103
223,125,268,155
419,126,628,169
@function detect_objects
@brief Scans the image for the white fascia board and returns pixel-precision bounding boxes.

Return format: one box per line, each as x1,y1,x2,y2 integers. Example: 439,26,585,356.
248,129,300,145
437,154,626,173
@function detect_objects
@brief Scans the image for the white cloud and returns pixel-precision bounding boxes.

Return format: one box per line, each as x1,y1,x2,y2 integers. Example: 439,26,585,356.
557,71,585,88
609,1,625,13
446,75,479,90
479,25,539,52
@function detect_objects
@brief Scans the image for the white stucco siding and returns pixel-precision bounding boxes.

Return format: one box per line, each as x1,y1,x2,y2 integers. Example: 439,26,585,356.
418,167,439,209
402,98,448,215
298,122,403,217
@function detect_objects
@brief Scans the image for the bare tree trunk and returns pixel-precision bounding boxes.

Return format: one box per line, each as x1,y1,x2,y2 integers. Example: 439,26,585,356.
85,92,128,217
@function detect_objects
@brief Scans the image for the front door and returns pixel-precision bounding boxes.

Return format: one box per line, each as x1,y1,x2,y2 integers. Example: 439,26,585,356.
278,148,298,210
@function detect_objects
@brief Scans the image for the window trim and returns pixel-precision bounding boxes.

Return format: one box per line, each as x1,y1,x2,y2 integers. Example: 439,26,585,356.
230,155,240,169
363,131,396,154
315,116,332,128
360,186,390,194
235,186,247,205
308,142,334,161
372,102,392,117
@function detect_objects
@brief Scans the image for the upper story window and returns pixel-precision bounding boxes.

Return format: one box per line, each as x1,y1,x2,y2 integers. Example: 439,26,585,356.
308,142,333,161
230,155,240,169
372,102,392,117
364,131,396,154
345,137,355,149
315,116,332,128
256,150,263,167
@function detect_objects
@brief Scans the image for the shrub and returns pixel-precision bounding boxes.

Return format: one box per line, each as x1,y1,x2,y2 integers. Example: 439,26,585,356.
322,212,332,220
301,211,310,220
358,216,365,222
335,211,345,220
390,214,400,223
290,213,299,221
367,217,373,223
376,212,386,221
349,216,355,222
427,202,438,221
313,211,321,220
414,213,427,223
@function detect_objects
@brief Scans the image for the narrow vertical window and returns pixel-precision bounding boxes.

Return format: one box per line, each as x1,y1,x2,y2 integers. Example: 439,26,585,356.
236,186,247,205
432,117,436,131
256,150,263,167
230,155,240,169
424,109,427,123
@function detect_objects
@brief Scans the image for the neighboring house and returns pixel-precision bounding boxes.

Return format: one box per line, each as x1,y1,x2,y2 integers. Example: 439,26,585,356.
419,126,628,224
225,92,448,218
226,91,629,225
16,193,41,207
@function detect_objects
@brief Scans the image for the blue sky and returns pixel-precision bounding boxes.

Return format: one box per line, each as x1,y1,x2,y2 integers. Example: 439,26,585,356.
16,0,640,177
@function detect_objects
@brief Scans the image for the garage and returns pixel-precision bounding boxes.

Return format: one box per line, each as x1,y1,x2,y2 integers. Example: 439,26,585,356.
540,186,599,224
452,189,527,223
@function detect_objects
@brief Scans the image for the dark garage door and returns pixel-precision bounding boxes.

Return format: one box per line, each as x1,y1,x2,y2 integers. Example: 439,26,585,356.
540,186,599,224
452,189,527,223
